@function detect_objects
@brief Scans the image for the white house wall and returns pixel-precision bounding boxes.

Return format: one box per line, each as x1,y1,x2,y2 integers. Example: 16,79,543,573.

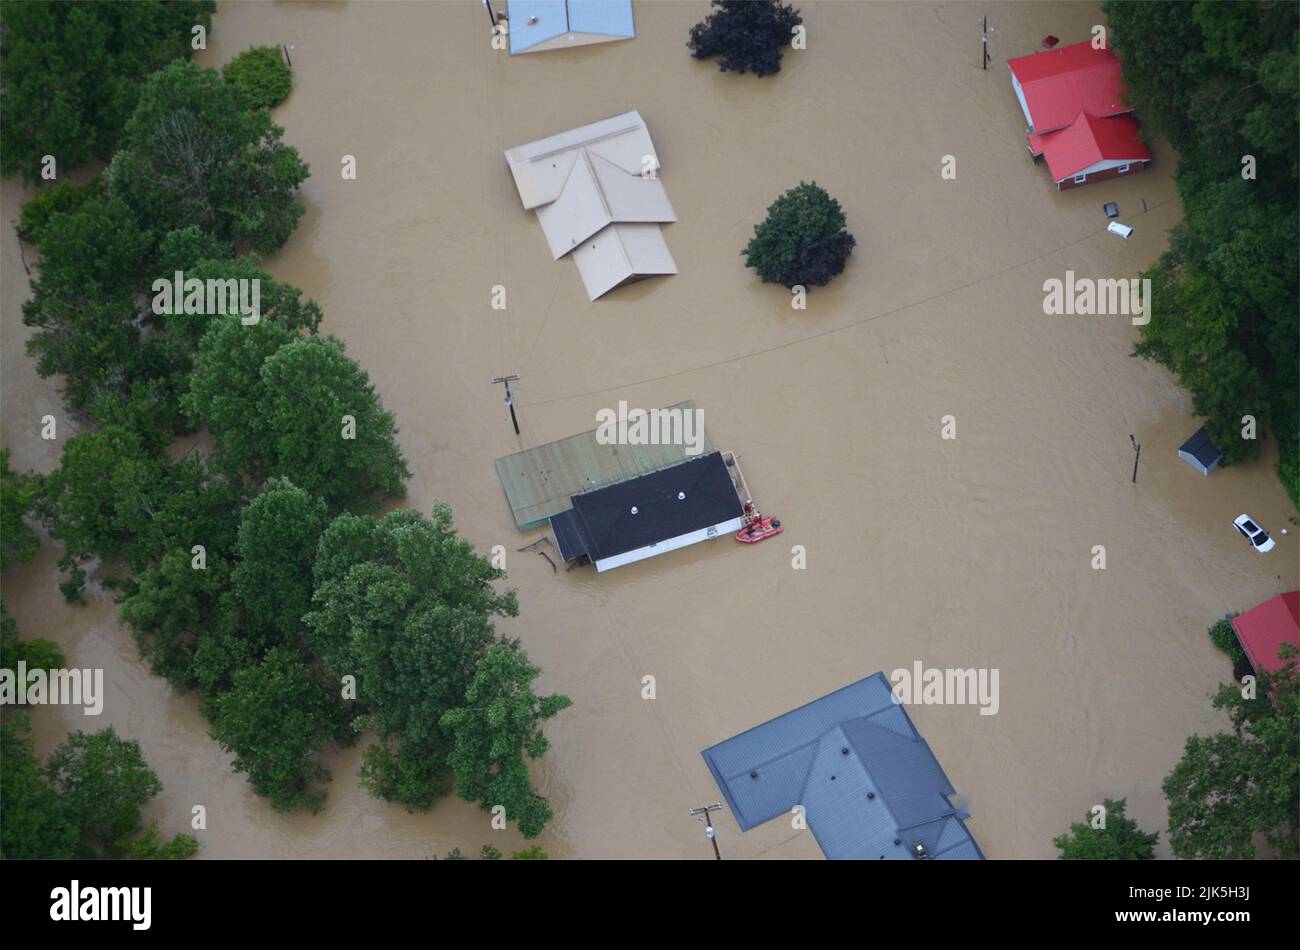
593,517,745,571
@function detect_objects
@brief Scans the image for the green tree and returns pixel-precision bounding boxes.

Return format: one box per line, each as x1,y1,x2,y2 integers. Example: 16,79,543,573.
43,725,192,858
1,599,66,687
1163,645,1299,858
232,478,328,651
0,1,215,182
223,46,293,110
1106,1,1299,504
42,430,241,597
1052,798,1159,859
441,644,572,838
17,177,106,242
743,182,855,290
20,194,152,413
305,505,517,809
1208,616,1247,667
108,59,308,254
0,715,78,859
258,337,411,511
184,315,300,477
118,547,235,690
688,0,803,78
205,646,350,813
1,448,41,569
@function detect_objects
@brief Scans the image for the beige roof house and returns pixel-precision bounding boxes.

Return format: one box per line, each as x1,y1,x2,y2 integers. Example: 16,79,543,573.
504,111,677,300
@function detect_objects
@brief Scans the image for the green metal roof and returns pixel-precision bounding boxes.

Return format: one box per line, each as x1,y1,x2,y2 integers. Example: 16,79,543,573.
495,400,714,531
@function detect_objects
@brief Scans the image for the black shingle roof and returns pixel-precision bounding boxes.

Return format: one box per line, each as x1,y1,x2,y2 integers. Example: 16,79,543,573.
550,451,743,562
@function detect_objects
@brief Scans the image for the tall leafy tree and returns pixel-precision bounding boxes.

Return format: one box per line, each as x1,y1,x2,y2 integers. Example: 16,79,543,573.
1052,798,1159,859
232,478,328,651
1105,0,1299,503
118,547,236,690
205,646,350,813
258,338,411,511
20,194,152,413
743,182,855,290
688,0,803,77
441,645,572,839
1163,646,1299,858
0,716,78,859
1,448,41,569
1,600,66,689
0,1,215,182
44,725,197,858
305,505,518,809
108,59,309,254
184,314,300,478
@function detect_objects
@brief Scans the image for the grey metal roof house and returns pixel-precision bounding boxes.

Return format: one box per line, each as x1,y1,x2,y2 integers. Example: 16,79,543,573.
1178,426,1223,476
701,672,984,860
551,450,744,572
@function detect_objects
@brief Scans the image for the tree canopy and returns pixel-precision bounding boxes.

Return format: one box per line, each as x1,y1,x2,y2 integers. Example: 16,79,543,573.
743,181,855,290
441,644,572,839
223,45,293,110
1,449,41,569
1163,645,1299,858
108,59,308,254
0,0,215,182
688,0,802,78
1105,0,1299,503
205,646,350,813
1052,797,1159,859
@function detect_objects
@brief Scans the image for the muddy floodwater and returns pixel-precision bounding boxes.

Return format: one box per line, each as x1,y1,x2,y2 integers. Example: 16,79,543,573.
2,0,1297,859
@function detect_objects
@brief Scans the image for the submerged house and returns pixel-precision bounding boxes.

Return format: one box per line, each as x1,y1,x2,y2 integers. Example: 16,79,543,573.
550,450,744,571
702,672,984,860
1008,41,1152,190
1231,592,1300,677
504,110,677,300
1178,426,1224,476
505,0,635,56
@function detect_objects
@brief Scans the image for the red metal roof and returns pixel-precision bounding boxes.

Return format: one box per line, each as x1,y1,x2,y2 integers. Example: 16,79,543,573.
1009,41,1133,133
1231,591,1300,676
1028,111,1152,181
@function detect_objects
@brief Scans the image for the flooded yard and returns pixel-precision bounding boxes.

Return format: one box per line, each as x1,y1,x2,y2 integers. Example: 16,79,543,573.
2,0,1296,859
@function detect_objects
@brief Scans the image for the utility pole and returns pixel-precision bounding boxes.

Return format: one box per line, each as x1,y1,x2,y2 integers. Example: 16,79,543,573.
491,374,521,436
689,803,725,860
1130,433,1141,484
981,16,990,70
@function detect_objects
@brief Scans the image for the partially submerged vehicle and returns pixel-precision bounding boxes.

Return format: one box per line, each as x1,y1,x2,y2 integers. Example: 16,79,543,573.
1233,513,1276,553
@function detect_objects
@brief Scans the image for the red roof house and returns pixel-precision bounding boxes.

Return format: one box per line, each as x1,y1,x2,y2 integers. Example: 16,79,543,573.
1008,41,1152,190
1231,591,1300,676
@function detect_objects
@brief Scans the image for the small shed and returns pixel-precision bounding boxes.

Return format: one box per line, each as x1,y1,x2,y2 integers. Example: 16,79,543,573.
1178,426,1223,476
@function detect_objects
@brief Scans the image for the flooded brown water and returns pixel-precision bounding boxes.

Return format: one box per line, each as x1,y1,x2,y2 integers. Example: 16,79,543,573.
3,0,1297,859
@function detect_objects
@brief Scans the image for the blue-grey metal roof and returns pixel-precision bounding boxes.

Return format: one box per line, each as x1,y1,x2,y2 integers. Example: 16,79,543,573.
1178,426,1223,468
567,0,635,37
701,672,984,860
508,0,634,55
508,0,568,54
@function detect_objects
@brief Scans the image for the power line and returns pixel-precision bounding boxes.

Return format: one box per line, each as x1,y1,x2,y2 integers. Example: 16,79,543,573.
517,196,1177,411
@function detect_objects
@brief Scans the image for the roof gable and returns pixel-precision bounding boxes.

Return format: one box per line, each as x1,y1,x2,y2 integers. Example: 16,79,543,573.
701,673,984,859
1232,592,1300,675
568,450,742,560
1008,41,1132,133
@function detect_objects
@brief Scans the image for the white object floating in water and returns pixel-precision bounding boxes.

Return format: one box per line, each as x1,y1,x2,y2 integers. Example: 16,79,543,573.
1107,221,1134,239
